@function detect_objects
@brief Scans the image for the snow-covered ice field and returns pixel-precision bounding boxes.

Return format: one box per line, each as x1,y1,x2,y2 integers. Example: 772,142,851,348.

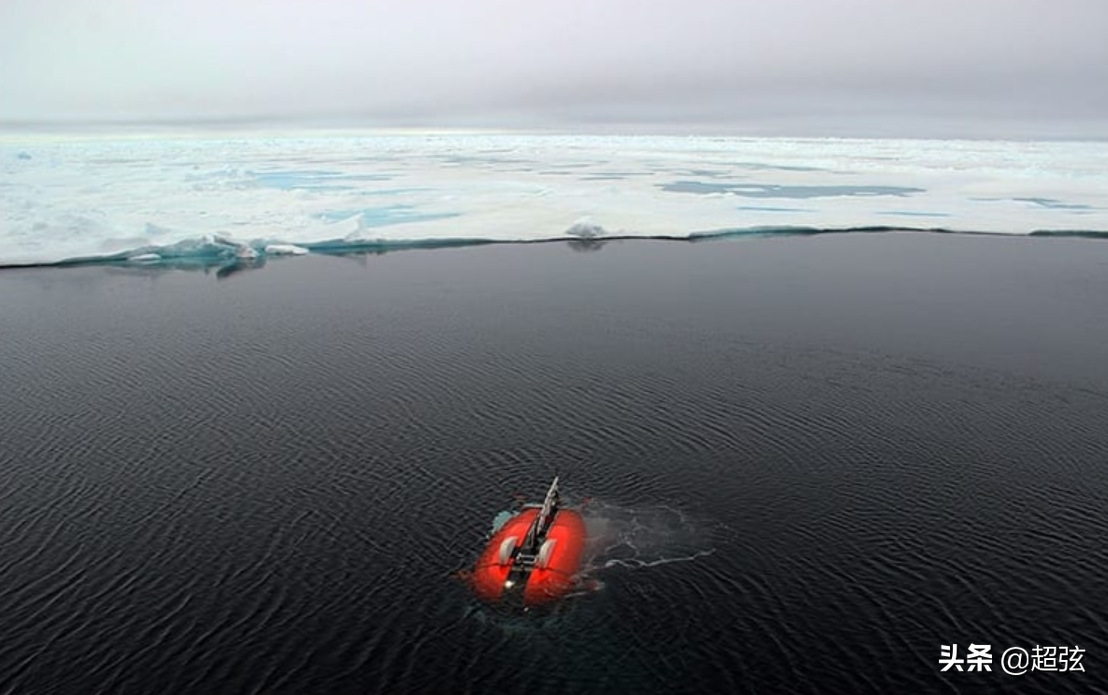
2,132,1106,266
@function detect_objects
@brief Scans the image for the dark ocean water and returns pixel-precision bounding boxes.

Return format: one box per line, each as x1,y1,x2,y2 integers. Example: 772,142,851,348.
2,233,1107,695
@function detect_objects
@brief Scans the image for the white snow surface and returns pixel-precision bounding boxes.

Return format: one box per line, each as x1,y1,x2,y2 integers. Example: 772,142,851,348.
1,132,1106,265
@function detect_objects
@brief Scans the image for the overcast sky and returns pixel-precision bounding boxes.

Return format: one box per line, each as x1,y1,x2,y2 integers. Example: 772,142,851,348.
2,0,1106,137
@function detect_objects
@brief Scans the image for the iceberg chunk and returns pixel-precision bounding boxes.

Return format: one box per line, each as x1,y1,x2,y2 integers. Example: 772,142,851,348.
264,244,309,256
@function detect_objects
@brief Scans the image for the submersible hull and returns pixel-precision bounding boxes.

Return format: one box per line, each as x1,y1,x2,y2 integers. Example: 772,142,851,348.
471,478,586,606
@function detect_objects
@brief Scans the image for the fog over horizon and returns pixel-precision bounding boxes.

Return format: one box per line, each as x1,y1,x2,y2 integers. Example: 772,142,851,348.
2,0,1107,139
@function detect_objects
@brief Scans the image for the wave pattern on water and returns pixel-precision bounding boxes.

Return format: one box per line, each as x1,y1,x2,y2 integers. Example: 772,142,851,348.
2,237,1108,693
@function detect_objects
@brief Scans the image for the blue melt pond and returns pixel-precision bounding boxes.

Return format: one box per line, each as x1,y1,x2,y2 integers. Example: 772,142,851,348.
877,211,952,218
253,170,392,191
663,181,925,198
737,205,815,213
1013,197,1094,211
317,206,460,227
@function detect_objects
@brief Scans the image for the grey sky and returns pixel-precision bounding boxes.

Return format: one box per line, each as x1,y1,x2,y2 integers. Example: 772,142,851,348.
2,0,1106,137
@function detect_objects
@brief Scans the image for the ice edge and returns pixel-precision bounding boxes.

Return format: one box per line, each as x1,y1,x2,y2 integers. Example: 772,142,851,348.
2,226,1107,271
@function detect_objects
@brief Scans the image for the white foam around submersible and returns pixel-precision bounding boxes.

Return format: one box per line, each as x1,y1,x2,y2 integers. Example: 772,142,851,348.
1,132,1106,265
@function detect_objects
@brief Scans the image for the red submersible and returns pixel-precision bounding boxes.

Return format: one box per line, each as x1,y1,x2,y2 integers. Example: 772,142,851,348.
469,477,586,607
